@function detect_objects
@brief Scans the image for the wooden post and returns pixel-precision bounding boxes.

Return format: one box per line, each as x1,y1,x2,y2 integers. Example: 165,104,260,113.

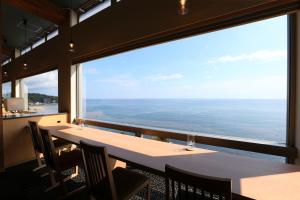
58,9,78,123
294,12,300,165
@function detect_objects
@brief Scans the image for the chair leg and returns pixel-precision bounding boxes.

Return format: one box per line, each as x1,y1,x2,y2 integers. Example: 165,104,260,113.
45,169,59,192
44,169,77,192
33,152,46,172
40,172,49,178
49,169,56,186
45,182,60,192
56,186,86,200
146,183,150,200
33,164,46,172
59,178,68,195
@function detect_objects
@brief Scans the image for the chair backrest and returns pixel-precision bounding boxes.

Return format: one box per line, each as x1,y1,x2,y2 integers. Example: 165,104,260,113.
28,121,43,153
80,141,118,200
39,128,60,171
165,164,232,200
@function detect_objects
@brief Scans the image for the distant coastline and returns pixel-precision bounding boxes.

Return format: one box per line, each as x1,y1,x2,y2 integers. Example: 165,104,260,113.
28,93,58,104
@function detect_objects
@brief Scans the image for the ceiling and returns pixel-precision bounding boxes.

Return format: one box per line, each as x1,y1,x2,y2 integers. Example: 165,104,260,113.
1,0,106,62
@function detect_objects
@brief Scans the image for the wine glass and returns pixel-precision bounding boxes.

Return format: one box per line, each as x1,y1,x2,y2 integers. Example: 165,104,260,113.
79,119,86,128
186,134,195,151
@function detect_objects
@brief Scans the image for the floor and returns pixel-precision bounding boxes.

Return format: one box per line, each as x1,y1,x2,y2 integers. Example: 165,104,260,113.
0,161,165,200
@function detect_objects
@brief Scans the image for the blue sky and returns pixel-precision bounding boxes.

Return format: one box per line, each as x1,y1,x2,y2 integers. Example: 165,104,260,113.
81,15,287,99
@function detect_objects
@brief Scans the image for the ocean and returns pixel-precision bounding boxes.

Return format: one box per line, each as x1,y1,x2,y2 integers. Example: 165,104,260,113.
82,99,286,145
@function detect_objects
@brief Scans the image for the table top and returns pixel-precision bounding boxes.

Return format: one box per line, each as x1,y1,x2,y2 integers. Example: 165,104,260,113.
42,123,300,200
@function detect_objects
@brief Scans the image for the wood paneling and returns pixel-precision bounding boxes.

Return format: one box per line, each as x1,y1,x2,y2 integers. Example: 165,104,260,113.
287,14,297,164
1,46,12,56
4,0,300,81
294,12,300,164
3,0,66,25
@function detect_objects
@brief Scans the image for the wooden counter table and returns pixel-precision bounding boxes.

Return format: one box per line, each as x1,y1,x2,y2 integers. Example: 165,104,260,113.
42,123,300,200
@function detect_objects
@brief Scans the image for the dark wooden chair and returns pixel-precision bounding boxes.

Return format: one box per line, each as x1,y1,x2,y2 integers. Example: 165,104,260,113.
80,141,150,200
28,121,71,172
165,164,232,200
39,128,84,196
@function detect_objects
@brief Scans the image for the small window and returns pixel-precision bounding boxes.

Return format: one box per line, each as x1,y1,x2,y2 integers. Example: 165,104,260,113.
21,46,31,55
2,58,11,66
32,37,45,49
47,29,59,41
79,0,111,22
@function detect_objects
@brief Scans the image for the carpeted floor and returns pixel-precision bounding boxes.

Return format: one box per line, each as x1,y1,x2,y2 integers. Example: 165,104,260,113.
0,161,165,200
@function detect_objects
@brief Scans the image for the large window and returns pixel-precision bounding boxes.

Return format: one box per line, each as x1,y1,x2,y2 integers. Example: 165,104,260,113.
18,70,58,114
78,16,287,153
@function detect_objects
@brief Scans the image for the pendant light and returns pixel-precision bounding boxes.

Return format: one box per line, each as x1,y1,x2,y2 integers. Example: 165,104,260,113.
68,0,75,52
178,0,188,15
23,19,28,70
3,71,7,77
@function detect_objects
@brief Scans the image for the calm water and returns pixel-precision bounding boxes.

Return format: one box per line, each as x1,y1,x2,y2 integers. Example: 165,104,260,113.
82,99,286,145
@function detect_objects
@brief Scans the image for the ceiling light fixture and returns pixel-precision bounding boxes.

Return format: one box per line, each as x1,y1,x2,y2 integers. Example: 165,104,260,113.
178,0,188,15
23,19,28,70
3,71,8,77
68,0,75,52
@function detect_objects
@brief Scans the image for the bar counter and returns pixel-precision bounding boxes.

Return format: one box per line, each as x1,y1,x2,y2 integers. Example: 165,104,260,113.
2,112,67,120
1,112,68,171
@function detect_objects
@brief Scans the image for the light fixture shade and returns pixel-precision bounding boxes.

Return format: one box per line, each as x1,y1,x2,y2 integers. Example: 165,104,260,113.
23,61,28,70
69,40,75,52
178,0,188,15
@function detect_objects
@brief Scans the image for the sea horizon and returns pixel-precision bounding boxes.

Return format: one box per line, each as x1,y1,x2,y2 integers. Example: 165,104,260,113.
78,98,286,144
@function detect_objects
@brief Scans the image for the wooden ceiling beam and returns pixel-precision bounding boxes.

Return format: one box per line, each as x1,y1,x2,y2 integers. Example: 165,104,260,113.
3,0,66,25
1,46,12,56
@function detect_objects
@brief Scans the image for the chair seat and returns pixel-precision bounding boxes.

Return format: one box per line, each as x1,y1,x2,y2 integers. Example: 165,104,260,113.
94,167,149,200
53,138,72,149
58,150,82,171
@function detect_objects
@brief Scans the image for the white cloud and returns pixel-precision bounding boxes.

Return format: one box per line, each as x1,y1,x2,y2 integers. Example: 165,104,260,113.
23,71,58,94
149,73,184,81
207,50,287,64
173,75,286,99
84,67,100,75
99,75,138,87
